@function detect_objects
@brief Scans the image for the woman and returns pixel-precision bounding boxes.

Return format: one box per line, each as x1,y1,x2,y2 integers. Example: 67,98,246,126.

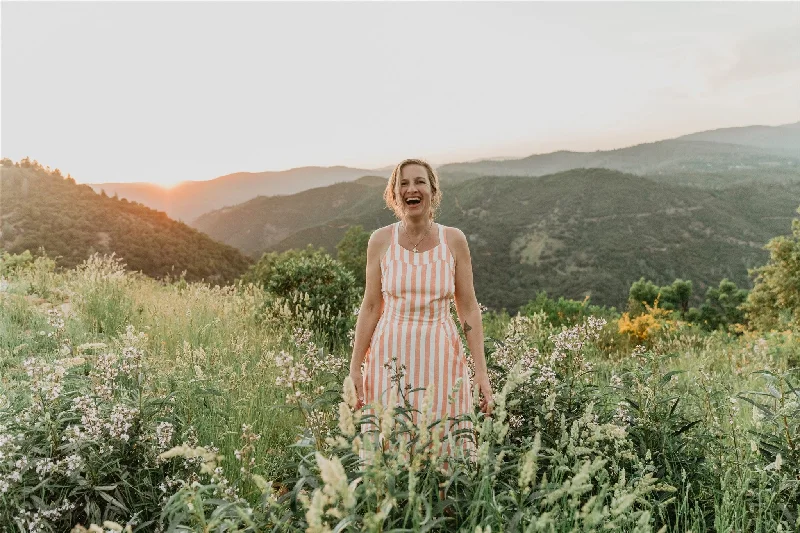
348,158,494,455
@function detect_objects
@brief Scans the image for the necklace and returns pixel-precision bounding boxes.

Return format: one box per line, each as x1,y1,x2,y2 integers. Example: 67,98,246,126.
401,219,433,253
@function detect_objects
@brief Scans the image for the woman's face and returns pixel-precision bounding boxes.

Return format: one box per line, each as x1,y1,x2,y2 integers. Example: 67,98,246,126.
396,164,432,218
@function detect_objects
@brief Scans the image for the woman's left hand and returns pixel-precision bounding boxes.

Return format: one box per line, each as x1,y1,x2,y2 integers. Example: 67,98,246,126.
476,377,494,415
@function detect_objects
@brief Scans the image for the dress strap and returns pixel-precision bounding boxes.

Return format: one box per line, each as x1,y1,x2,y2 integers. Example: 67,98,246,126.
438,222,446,246
393,221,400,245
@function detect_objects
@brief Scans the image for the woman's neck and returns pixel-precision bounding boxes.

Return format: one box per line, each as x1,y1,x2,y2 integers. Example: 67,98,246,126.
401,215,432,236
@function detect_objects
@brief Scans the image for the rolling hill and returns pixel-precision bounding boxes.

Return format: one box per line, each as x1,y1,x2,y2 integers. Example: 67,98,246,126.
437,122,800,186
193,175,390,257
0,161,252,283
87,123,799,224
194,168,800,311
89,166,386,223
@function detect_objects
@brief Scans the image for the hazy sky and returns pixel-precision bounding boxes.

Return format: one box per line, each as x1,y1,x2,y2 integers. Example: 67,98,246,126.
2,1,799,186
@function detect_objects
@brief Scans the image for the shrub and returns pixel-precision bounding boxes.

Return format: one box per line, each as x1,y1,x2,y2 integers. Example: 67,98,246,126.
745,205,800,332
336,225,370,289
243,246,360,347
520,291,616,328
618,300,675,344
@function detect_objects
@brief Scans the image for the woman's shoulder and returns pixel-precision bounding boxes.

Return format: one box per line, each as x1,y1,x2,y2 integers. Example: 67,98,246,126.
367,223,395,258
442,225,467,247
370,223,395,243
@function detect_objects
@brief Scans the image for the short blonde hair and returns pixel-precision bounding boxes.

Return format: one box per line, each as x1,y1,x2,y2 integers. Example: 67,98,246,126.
383,158,442,220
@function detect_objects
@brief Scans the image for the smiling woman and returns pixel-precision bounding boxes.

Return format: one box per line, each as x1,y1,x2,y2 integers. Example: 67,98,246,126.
349,158,494,458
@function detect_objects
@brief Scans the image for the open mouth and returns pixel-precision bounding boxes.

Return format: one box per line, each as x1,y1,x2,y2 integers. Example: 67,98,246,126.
405,197,421,206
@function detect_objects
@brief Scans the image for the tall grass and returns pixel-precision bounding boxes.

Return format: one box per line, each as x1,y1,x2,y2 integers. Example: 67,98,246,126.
1,253,798,531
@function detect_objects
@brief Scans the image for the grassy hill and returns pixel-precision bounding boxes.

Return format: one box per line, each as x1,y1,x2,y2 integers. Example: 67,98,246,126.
0,161,252,283
195,168,800,311
90,166,387,223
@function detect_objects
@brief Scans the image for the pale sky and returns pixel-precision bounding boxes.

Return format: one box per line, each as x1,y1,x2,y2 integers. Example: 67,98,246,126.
2,1,799,186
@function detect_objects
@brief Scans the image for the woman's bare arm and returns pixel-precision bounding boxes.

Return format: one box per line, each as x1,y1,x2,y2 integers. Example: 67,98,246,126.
449,227,494,414
348,227,388,407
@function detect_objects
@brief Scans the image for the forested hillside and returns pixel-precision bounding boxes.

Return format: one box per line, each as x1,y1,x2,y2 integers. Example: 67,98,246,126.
195,168,800,310
193,175,390,256
0,159,252,283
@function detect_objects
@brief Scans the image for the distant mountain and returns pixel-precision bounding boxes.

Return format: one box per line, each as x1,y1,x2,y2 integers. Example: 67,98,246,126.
90,166,386,223
89,123,798,223
1,162,252,283
437,122,800,186
195,168,800,311
676,122,800,157
193,175,389,256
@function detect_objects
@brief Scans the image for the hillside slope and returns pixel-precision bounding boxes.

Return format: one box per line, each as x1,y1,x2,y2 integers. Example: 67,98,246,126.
195,168,800,310
1,162,252,283
193,176,390,256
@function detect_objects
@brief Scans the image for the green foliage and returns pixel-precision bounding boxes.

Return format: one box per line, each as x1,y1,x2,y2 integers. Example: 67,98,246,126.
745,206,800,331
520,291,616,327
628,276,748,332
628,278,693,316
335,225,370,288
689,279,748,332
0,250,35,275
629,278,662,311
244,246,359,346
737,369,800,517
164,352,673,532
0,327,203,532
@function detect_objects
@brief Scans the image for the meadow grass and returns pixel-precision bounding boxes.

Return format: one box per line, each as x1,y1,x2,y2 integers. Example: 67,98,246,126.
1,254,798,531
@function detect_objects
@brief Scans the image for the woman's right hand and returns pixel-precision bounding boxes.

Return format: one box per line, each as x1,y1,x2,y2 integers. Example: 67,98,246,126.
350,367,365,410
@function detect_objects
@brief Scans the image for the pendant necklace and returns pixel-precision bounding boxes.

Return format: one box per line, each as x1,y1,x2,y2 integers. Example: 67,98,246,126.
402,219,432,253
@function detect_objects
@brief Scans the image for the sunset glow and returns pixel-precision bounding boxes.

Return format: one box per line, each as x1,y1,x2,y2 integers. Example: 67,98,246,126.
2,2,799,187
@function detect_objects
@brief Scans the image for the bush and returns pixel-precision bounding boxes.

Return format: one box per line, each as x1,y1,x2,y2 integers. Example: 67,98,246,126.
336,225,370,289
745,205,800,332
243,246,360,347
520,291,615,328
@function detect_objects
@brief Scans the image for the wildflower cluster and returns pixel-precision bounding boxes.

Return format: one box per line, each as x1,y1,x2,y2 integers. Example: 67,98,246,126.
0,325,210,530
274,328,347,409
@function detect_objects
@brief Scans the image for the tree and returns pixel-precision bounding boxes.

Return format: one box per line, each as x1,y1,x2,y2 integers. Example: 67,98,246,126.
336,225,370,288
744,206,800,331
658,279,693,316
628,277,693,317
629,277,660,307
689,278,748,331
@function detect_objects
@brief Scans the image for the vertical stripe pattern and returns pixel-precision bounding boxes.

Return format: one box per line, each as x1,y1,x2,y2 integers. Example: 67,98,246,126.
362,222,474,458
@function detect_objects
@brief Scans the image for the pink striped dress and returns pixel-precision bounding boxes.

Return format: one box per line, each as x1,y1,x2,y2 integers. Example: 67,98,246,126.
362,221,474,455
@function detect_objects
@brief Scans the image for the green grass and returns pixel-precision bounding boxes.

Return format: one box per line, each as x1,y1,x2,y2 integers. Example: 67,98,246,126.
1,257,799,531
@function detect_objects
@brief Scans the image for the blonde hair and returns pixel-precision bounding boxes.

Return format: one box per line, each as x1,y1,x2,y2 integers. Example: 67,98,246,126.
383,158,442,220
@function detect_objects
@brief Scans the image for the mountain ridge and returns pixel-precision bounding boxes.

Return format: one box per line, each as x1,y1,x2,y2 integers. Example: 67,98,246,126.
193,167,800,310
86,122,799,222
